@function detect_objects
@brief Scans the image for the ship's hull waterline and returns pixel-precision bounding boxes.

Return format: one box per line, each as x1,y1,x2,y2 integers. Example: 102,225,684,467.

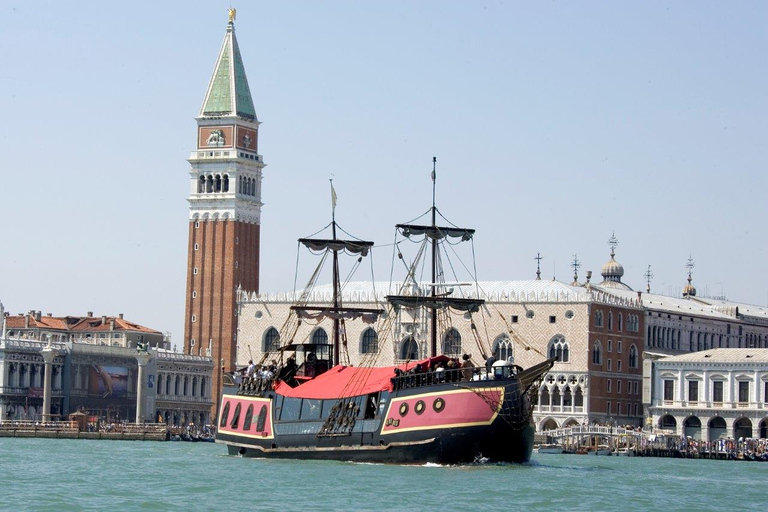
216,377,539,464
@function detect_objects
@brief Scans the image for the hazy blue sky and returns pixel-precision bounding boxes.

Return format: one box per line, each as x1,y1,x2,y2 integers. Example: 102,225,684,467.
1,1,766,347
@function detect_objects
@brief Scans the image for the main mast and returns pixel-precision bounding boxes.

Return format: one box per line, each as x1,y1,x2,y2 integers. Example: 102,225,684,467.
430,157,438,358
386,158,485,360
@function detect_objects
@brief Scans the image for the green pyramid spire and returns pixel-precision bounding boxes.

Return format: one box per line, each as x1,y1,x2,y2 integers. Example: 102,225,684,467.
201,21,256,120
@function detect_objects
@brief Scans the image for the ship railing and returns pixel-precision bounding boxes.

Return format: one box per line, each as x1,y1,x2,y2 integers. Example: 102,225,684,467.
237,375,276,395
391,366,506,391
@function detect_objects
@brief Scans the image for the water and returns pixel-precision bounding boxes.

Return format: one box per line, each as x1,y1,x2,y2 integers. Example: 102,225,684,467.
1,439,765,511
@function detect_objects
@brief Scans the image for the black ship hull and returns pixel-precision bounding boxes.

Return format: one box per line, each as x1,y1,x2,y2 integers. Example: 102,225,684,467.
219,420,535,464
215,361,552,465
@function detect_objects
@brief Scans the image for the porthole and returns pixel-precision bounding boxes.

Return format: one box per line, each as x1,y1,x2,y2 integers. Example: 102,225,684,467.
565,310,574,320
433,398,445,413
399,403,409,417
415,400,425,415
255,311,263,319
526,310,535,319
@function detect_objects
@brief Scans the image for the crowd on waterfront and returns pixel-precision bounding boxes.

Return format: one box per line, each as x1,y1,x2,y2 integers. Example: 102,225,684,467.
646,436,768,460
0,420,74,430
542,423,768,461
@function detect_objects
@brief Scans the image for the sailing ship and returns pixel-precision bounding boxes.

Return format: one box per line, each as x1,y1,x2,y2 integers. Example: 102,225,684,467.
215,164,554,464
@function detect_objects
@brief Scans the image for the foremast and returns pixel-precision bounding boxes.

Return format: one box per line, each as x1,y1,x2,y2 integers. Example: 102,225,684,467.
291,182,383,366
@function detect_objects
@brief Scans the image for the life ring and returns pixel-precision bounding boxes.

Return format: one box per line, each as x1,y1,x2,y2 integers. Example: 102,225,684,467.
306,352,317,364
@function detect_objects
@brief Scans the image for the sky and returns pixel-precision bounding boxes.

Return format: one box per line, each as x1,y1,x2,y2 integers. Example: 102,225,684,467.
1,1,766,348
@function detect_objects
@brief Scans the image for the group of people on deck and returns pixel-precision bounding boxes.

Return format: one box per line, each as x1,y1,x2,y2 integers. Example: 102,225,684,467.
407,352,518,383
245,359,276,380
236,356,301,390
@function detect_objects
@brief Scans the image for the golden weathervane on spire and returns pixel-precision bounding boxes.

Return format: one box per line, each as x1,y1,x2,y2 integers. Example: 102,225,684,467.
228,8,237,23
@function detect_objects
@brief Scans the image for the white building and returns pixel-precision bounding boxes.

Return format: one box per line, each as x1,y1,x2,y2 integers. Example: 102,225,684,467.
649,348,768,440
603,288,768,355
0,303,213,425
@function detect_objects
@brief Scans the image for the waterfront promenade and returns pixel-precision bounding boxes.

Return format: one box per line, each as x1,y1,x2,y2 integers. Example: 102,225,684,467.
541,425,768,460
0,420,167,441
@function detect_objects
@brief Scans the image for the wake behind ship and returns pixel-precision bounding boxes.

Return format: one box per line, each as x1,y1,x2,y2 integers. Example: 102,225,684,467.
216,166,554,463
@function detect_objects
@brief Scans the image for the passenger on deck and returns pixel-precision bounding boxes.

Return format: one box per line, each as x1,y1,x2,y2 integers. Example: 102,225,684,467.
435,362,446,382
246,360,255,377
461,354,474,381
485,353,496,373
277,356,298,384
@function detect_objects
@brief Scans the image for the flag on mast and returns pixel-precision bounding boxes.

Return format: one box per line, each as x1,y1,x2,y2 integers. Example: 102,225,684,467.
431,156,436,182
330,180,337,215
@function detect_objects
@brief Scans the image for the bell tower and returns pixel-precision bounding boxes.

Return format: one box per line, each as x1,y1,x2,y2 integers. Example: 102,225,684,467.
183,10,264,409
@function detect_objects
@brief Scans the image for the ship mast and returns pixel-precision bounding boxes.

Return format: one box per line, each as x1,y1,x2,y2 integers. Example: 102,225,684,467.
331,181,341,366
386,158,485,360
430,157,438,358
291,181,382,369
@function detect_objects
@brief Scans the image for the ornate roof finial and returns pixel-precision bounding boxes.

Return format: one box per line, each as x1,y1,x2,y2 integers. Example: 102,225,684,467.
535,252,543,281
228,7,237,23
644,265,654,293
599,232,631,290
571,254,581,286
608,231,619,258
683,254,697,297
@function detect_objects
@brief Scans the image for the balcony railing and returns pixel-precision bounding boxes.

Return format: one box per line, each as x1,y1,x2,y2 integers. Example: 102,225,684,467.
537,405,584,413
0,387,65,397
156,394,212,404
653,399,764,409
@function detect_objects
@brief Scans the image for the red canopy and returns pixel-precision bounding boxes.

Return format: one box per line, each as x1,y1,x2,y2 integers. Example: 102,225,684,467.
273,356,450,400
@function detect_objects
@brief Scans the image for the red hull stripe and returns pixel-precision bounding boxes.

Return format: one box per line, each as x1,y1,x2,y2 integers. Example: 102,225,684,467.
218,395,275,440
380,388,504,435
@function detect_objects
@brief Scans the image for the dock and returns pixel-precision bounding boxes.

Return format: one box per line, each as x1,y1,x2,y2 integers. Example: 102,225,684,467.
539,425,768,460
0,420,168,441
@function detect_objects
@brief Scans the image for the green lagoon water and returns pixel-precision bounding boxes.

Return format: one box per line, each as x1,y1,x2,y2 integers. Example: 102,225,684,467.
0,438,765,511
